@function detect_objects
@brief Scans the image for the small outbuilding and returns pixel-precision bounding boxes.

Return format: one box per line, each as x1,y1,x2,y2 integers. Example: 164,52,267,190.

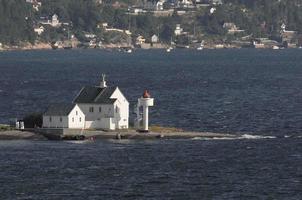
43,103,85,129
151,34,159,43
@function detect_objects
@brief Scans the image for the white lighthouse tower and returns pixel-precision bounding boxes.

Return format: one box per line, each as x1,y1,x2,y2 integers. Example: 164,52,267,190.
135,90,154,132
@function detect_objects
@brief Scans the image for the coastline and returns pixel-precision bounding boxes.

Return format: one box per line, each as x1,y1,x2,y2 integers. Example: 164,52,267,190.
0,42,294,52
0,130,47,140
0,129,236,141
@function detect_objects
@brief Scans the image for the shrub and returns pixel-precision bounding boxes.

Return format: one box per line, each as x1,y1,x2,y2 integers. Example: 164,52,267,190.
23,113,43,128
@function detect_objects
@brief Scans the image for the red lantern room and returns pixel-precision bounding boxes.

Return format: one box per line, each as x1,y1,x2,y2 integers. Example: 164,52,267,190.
143,90,151,98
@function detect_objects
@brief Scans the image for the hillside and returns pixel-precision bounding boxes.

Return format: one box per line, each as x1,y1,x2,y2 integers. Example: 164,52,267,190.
1,0,302,49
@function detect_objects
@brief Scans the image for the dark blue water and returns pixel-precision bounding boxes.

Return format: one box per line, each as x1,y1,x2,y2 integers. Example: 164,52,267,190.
1,49,302,199
0,138,301,199
1,49,302,136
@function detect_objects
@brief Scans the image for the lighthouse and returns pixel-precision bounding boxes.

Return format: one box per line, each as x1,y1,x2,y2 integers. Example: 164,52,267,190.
135,90,154,132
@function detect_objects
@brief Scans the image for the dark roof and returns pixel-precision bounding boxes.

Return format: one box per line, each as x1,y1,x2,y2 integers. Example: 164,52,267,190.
73,86,117,104
44,103,75,116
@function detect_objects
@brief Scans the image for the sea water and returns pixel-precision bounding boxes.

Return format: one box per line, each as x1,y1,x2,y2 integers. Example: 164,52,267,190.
0,49,302,199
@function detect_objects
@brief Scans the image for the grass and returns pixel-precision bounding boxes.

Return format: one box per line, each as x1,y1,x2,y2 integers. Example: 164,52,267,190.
149,125,184,133
0,124,13,132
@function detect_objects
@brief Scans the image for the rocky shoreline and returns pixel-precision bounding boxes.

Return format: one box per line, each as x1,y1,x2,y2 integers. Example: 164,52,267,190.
0,129,236,141
0,42,288,52
0,130,47,140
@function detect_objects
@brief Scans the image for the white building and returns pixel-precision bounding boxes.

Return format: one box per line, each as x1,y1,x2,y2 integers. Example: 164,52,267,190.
156,0,164,10
210,0,223,5
136,35,146,45
40,14,61,27
43,104,85,129
34,26,45,35
43,76,129,130
26,0,42,11
151,34,159,43
178,0,194,8
223,22,244,34
209,7,216,14
174,24,183,36
135,90,154,132
73,75,129,130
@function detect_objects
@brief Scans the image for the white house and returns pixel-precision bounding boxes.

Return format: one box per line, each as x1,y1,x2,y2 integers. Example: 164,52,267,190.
73,75,129,130
210,0,223,5
26,0,42,11
51,14,60,27
43,104,85,129
151,34,159,43
223,22,244,34
156,0,164,11
34,26,45,35
43,76,129,130
174,24,183,36
136,35,146,45
40,14,61,27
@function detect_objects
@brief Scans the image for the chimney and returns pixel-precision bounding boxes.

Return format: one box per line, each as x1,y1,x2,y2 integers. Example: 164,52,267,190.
100,74,107,88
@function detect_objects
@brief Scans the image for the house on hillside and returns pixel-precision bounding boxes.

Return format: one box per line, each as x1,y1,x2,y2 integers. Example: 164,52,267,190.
136,35,146,45
43,75,129,130
26,0,42,11
174,24,184,36
156,0,165,10
39,14,61,27
280,23,298,47
178,0,194,8
223,22,244,34
34,26,45,35
210,0,222,5
195,0,211,8
151,34,159,43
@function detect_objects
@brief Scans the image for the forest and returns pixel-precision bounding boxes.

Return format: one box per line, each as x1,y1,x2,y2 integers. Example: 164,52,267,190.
1,0,302,45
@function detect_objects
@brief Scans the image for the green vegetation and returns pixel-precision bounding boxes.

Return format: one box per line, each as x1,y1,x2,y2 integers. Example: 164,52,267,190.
0,124,13,132
149,125,184,133
1,0,302,46
0,0,35,45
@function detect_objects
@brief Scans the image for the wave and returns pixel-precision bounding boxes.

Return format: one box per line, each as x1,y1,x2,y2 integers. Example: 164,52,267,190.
191,134,277,141
239,134,276,139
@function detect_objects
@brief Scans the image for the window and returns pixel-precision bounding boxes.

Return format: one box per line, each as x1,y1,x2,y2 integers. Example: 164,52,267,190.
60,117,62,122
89,107,94,112
76,111,78,115
49,117,52,122
79,117,81,122
116,107,119,113
99,107,102,112
72,117,74,122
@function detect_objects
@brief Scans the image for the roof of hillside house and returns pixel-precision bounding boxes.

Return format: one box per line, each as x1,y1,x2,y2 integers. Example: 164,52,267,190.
44,103,75,116
73,86,117,104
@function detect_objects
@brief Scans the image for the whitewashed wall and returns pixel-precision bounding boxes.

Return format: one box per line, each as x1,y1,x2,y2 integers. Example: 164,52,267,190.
75,87,129,130
111,87,129,129
43,105,85,129
77,103,115,129
85,118,115,130
68,105,85,129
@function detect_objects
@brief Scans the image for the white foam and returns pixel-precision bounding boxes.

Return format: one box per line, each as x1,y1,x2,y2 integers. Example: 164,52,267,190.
191,134,277,141
239,134,276,139
65,140,92,144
